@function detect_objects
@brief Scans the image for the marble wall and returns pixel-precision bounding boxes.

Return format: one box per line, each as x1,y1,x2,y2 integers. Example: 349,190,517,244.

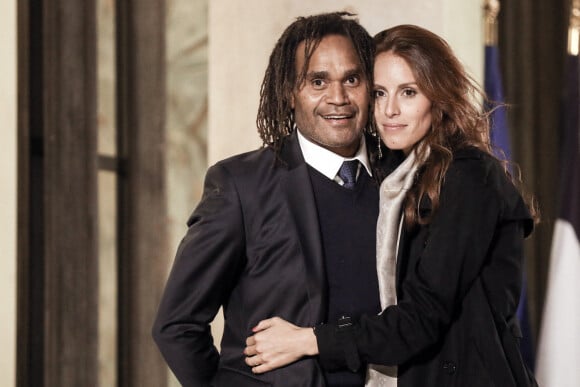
165,0,209,262
97,1,117,386
97,0,209,385
165,1,209,384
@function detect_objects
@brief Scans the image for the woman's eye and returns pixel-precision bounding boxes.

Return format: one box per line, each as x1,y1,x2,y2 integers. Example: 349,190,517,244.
373,89,385,97
402,88,417,97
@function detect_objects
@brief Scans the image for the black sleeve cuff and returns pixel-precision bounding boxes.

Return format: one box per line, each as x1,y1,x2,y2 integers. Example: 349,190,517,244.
314,316,361,372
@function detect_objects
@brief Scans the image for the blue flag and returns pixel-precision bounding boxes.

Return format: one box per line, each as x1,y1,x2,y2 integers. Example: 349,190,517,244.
484,45,512,162
484,44,535,369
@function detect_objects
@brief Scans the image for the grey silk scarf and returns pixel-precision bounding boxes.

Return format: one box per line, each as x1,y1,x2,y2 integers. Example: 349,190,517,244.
366,146,428,387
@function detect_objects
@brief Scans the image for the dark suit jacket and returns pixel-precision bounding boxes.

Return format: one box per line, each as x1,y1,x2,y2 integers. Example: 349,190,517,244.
316,147,537,387
153,133,333,386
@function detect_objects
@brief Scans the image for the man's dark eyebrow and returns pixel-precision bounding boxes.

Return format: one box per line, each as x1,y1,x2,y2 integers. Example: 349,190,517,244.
306,71,329,80
306,68,363,81
344,68,363,79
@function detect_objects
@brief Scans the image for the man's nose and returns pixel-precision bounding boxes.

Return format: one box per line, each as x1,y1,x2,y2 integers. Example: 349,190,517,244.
327,82,349,105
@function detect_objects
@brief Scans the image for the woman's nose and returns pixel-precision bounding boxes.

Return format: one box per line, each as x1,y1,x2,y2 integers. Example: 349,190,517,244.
384,96,399,117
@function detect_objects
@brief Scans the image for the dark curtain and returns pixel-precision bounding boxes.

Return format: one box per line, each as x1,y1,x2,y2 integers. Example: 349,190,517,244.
499,0,570,342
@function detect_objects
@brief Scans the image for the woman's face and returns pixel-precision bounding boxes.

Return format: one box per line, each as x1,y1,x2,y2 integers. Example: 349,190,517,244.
373,51,432,155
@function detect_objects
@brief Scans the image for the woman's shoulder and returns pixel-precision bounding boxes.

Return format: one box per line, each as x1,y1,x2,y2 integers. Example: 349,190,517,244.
446,146,502,185
451,146,498,167
443,146,514,211
447,146,533,235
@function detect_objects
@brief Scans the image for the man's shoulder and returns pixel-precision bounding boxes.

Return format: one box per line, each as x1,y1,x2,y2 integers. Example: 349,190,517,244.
208,145,293,186
216,134,301,169
214,146,275,169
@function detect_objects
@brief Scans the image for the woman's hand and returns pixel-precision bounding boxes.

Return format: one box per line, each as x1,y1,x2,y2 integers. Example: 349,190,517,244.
244,317,319,374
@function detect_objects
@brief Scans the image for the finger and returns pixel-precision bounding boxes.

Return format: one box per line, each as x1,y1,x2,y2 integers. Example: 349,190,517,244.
244,345,257,356
245,335,256,346
245,355,261,367
251,363,272,374
253,317,276,332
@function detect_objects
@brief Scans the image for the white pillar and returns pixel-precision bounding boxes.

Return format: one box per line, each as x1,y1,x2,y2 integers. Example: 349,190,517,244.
0,0,17,386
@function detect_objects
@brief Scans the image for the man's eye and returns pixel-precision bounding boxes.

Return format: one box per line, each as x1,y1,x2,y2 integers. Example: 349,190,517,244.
346,76,359,85
312,79,324,87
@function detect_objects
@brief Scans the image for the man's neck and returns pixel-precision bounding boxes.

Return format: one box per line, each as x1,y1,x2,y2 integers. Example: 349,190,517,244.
296,129,372,180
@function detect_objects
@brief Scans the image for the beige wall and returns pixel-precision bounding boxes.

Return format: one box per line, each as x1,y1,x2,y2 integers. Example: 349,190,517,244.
208,0,483,164
0,0,17,386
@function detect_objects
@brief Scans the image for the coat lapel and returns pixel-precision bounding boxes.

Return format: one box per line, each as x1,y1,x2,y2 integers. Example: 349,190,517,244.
279,133,327,323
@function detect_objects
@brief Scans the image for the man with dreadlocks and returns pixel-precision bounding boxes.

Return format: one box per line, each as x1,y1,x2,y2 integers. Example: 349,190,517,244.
153,12,383,387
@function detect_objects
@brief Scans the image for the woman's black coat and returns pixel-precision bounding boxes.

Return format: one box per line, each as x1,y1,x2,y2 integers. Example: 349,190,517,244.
315,147,537,387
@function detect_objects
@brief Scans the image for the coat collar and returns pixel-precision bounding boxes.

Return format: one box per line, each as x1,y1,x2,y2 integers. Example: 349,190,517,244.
278,132,328,323
278,131,306,169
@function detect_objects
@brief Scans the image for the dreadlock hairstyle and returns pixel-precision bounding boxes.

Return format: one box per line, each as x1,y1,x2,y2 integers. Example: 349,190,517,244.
373,25,538,227
256,12,374,155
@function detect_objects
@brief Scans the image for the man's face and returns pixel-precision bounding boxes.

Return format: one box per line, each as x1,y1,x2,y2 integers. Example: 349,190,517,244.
291,34,370,157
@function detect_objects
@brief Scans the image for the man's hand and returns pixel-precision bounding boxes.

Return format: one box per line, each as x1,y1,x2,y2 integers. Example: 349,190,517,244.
244,317,319,374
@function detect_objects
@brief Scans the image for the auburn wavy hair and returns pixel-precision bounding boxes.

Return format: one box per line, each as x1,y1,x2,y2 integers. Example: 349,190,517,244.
373,25,538,226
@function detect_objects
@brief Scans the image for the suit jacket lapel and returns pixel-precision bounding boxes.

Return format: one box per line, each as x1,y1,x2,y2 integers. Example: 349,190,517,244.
279,133,327,323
